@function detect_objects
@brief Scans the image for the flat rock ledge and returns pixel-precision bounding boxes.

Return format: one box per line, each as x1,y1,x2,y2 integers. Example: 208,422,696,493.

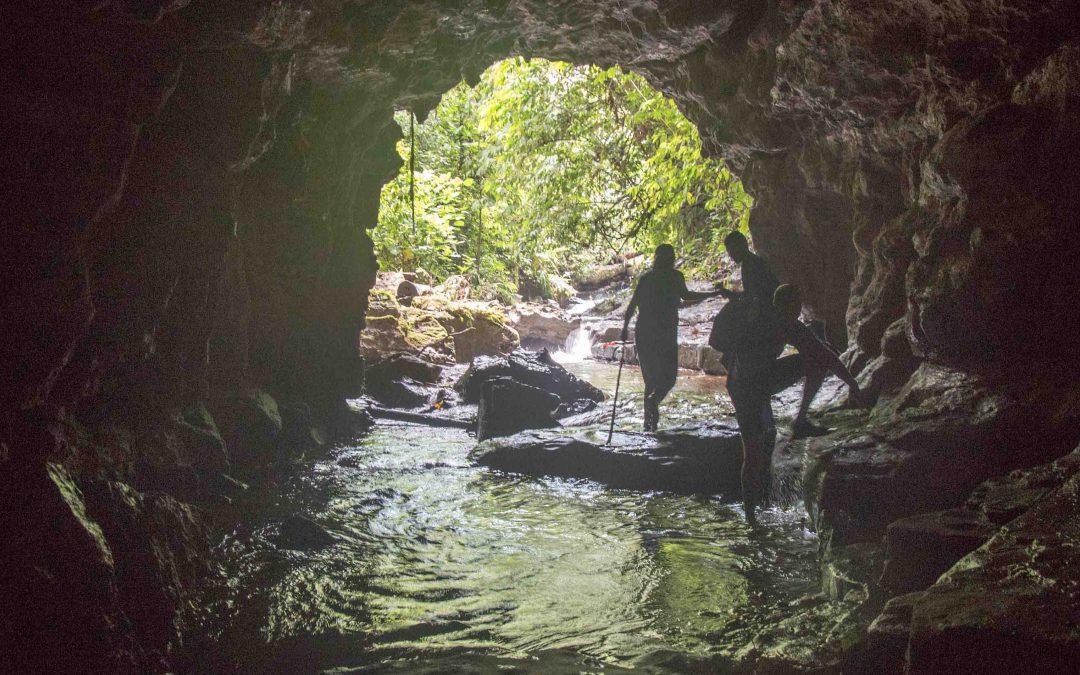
470,422,747,495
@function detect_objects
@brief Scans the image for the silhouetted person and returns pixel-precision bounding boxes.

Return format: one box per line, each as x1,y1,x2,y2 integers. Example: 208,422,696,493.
621,244,724,431
722,230,779,303
722,230,832,438
727,284,866,526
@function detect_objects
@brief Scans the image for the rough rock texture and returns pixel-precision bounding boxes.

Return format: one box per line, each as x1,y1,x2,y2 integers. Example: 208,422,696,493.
507,303,580,349
456,350,605,405
471,422,746,494
476,377,561,441
904,468,1080,674
804,363,1073,548
6,0,1080,668
878,508,996,596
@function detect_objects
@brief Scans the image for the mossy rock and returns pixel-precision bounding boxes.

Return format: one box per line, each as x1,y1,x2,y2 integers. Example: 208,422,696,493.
367,288,400,318
402,313,450,349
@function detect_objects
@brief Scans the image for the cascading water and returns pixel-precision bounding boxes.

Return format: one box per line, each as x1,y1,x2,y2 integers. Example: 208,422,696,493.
552,324,595,363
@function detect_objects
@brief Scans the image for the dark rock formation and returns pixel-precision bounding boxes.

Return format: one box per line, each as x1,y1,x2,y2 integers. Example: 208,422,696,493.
803,363,1073,548
456,350,605,405
879,509,996,596
476,377,561,441
6,0,1080,668
368,353,444,386
471,422,746,494
904,467,1080,674
276,514,338,551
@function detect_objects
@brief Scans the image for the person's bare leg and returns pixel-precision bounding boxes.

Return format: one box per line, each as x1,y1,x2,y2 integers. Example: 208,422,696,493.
793,362,830,438
642,385,656,431
740,432,764,526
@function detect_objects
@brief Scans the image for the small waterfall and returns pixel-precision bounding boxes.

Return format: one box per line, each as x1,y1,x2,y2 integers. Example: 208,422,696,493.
552,324,595,363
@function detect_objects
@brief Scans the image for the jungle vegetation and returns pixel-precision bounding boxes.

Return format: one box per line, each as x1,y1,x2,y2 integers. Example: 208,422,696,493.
374,57,751,302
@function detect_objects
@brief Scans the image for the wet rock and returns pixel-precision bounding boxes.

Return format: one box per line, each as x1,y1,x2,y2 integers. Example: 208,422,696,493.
210,387,283,470
822,542,880,601
879,509,996,596
278,401,328,457
470,422,743,494
366,375,432,409
857,592,923,675
81,479,209,663
456,349,604,404
804,364,1071,548
169,403,228,475
592,340,637,364
368,353,444,385
965,448,1080,525
554,397,598,418
905,469,1080,674
476,377,560,441
2,464,129,672
734,591,867,674
365,353,444,408
508,303,580,349
276,514,337,550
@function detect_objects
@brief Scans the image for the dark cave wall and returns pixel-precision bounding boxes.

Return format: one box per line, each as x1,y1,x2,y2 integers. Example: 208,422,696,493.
3,0,1080,670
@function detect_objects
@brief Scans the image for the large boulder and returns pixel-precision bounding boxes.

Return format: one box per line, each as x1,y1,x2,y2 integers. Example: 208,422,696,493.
878,509,996,596
364,353,445,409
470,422,745,494
476,377,561,441
442,304,519,363
904,469,1080,674
803,364,1072,548
507,303,580,349
456,349,605,405
366,376,432,409
209,387,283,470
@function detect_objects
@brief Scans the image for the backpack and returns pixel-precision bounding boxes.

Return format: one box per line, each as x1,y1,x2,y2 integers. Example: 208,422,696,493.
708,298,772,354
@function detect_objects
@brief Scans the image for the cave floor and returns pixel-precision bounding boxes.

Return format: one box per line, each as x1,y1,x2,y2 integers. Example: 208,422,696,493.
188,363,828,672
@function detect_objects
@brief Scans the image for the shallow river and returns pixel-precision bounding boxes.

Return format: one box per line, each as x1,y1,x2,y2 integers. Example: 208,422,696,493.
194,362,819,673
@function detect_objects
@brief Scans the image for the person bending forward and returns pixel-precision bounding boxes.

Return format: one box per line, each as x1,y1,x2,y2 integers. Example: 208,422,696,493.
621,244,723,432
727,284,866,526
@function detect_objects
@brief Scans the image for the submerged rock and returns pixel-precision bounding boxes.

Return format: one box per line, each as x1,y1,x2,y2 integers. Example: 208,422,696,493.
276,514,337,550
470,422,744,494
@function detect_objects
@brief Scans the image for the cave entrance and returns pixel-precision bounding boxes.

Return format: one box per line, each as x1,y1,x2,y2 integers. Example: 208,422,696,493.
364,57,752,365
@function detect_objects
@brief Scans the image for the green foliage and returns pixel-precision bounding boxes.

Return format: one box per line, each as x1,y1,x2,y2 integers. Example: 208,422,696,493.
373,57,752,298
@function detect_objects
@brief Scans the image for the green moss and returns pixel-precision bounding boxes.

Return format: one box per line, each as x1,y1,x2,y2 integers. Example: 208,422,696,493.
367,288,401,318
403,313,449,349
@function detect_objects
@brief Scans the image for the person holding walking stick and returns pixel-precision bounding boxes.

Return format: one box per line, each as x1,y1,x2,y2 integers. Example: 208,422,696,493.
621,244,725,432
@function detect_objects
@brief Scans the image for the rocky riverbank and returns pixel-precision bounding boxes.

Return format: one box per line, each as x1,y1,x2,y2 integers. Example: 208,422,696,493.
362,268,733,375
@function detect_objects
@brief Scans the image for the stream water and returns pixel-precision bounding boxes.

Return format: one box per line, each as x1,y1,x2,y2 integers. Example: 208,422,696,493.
193,362,820,673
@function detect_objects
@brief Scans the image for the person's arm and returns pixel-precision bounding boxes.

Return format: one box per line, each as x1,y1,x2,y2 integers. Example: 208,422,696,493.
620,285,640,342
677,272,726,303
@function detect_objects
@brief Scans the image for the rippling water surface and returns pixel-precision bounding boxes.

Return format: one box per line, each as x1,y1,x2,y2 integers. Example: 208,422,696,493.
196,363,819,673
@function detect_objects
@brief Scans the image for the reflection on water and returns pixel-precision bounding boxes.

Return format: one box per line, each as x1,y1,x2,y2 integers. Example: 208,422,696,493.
194,363,817,673
567,360,736,430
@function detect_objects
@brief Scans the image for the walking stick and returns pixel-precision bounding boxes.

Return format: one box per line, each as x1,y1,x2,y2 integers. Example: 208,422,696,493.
606,342,626,445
